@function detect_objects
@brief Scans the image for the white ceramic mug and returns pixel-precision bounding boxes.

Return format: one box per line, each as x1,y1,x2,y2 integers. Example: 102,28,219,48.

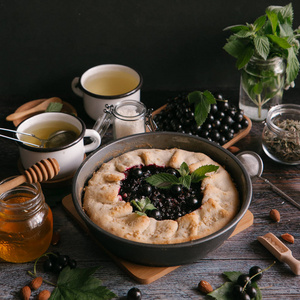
71,64,143,120
16,112,101,179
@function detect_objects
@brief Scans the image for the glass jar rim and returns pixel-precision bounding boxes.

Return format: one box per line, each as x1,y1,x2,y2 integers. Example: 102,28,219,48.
0,177,42,210
266,104,300,135
250,56,284,64
113,100,147,121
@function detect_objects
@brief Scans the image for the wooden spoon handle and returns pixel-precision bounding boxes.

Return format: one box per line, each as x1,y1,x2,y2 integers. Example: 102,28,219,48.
6,97,62,121
0,175,27,194
0,158,60,194
281,253,300,275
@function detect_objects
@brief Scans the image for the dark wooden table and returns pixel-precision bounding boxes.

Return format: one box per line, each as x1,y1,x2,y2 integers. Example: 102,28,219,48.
0,90,299,299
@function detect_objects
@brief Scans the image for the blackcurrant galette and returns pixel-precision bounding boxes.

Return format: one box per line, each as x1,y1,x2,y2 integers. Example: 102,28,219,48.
83,148,239,244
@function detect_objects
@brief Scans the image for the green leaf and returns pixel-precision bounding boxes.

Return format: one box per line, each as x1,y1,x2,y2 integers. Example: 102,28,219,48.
253,81,263,95
234,29,253,38
223,271,243,282
146,162,218,191
191,165,219,183
179,162,189,177
254,36,270,60
49,267,116,300
266,7,278,34
187,90,216,126
208,282,235,300
130,197,156,216
279,3,293,25
253,282,263,300
46,102,63,112
223,38,247,59
179,175,192,189
286,47,300,84
223,24,249,33
236,46,254,69
253,15,266,32
145,173,179,189
267,34,291,49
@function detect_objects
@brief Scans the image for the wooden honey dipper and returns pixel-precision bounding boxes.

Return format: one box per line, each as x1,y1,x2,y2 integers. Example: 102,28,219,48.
0,158,60,194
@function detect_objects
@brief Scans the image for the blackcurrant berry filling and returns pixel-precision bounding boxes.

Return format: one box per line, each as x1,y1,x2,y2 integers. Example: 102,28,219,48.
119,165,203,221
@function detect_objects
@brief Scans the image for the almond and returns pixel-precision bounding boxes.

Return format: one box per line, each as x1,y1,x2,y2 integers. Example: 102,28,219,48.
37,290,51,300
269,209,280,222
228,146,240,154
281,233,294,244
29,276,43,290
198,280,213,294
20,286,31,300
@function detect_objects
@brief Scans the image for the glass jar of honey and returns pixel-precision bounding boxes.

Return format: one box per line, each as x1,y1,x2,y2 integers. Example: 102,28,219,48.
0,178,53,263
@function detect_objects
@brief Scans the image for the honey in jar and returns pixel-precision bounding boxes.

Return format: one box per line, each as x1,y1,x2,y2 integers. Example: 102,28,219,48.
0,178,53,263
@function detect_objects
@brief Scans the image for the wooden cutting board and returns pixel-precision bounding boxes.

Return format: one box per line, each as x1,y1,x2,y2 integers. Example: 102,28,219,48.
62,195,253,284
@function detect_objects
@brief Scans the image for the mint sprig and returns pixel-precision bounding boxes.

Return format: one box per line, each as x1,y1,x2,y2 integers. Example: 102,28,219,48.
187,90,216,126
130,197,156,216
223,3,300,86
146,162,219,190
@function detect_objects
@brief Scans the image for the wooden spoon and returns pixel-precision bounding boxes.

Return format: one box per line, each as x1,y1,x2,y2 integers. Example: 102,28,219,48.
258,232,300,275
6,97,63,121
0,158,60,194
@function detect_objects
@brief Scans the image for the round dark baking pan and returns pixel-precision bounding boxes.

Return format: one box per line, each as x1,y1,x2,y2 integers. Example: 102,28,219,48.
72,132,252,266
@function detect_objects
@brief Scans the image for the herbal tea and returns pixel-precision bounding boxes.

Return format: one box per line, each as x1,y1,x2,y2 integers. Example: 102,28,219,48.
84,71,139,96
20,121,80,148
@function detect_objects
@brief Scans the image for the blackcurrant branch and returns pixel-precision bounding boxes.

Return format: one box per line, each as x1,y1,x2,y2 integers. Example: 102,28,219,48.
242,261,276,292
27,252,57,287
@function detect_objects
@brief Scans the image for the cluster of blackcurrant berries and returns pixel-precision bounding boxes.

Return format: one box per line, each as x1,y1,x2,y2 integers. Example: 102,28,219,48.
43,252,77,274
154,93,249,145
232,266,263,300
119,165,202,220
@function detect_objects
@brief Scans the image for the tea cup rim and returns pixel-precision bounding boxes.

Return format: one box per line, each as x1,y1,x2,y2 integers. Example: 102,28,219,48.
77,64,143,99
16,112,85,152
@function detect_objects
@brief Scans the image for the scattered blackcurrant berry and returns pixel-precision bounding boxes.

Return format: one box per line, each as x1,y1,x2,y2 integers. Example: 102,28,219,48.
232,284,244,297
68,259,77,269
237,274,251,286
43,259,53,272
127,287,142,300
245,284,257,298
249,266,263,281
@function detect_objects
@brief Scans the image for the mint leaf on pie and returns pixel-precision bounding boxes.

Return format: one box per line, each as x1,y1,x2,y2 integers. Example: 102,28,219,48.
145,173,180,189
146,162,219,190
179,175,191,190
178,162,190,177
49,266,116,300
191,164,219,183
131,197,156,216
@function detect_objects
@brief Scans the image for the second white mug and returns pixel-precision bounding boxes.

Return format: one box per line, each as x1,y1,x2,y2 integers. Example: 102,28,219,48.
71,64,143,120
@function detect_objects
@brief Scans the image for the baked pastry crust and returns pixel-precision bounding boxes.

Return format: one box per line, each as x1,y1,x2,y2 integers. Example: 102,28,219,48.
83,148,240,244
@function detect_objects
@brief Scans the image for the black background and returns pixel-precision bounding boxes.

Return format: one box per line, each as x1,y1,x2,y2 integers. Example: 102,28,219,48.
0,0,299,101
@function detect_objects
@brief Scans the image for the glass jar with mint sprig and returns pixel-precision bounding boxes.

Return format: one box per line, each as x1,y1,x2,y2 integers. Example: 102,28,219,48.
224,3,300,121
240,56,285,121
